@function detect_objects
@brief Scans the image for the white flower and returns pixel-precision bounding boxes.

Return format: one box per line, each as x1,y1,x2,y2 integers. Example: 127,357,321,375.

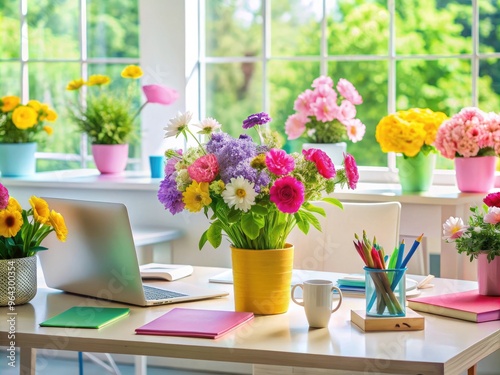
222,176,258,212
164,111,193,138
194,117,221,134
484,207,500,224
442,216,468,241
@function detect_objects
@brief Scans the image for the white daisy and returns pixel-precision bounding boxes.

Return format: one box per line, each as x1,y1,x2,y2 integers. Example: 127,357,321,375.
442,216,467,241
222,176,258,212
194,117,222,135
164,111,193,138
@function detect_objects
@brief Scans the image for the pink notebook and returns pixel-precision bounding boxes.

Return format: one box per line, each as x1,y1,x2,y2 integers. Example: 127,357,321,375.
135,308,254,339
408,290,500,323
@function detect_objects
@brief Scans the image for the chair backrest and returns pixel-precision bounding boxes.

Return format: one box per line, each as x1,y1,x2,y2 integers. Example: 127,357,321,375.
289,201,401,274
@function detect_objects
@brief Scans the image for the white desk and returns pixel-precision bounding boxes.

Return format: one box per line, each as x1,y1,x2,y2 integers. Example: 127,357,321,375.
1,267,498,375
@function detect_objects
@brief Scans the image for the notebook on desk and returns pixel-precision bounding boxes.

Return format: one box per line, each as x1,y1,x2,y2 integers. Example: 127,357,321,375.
39,197,228,306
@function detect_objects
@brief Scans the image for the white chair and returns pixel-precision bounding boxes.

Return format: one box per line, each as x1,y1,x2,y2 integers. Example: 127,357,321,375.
289,201,401,274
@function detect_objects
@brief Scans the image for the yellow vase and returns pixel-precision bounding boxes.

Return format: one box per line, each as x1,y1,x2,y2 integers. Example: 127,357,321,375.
231,244,294,315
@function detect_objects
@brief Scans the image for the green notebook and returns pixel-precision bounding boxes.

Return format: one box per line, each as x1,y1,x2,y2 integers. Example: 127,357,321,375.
40,306,130,329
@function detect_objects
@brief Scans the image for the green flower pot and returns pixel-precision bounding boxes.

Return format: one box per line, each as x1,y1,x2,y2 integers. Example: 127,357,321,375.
396,152,436,193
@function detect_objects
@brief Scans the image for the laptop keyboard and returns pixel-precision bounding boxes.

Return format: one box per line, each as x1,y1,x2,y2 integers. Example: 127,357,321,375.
143,285,187,300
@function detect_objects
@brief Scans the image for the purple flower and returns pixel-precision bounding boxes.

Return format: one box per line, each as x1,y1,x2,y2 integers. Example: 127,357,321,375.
157,175,184,215
242,112,272,129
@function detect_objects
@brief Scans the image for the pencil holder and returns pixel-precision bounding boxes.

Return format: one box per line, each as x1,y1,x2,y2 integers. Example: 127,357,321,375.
364,267,406,317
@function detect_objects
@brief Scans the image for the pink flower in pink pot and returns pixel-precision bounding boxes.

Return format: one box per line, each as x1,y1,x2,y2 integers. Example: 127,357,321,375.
285,113,308,140
143,84,179,105
484,207,500,225
187,154,219,182
270,176,305,214
484,192,500,208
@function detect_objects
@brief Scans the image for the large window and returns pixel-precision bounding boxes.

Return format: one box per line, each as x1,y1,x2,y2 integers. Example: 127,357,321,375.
0,0,140,171
201,0,500,170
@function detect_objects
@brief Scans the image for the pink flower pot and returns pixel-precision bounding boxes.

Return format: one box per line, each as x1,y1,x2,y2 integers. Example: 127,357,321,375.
477,253,500,296
92,144,129,174
454,156,496,193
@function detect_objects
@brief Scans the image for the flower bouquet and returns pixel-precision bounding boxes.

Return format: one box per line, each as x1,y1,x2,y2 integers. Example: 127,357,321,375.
435,107,500,192
158,111,359,251
158,111,359,314
376,108,448,192
0,182,68,305
0,96,58,144
443,192,500,295
285,75,366,144
67,65,178,145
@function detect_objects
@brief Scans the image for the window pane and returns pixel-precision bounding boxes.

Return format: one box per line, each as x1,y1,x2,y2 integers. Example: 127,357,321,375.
87,0,139,58
479,0,499,53
271,0,321,56
395,0,472,55
0,63,21,95
329,61,388,167
28,62,81,156
205,62,263,138
479,58,500,111
27,0,80,59
0,1,20,59
205,0,263,57
328,0,389,56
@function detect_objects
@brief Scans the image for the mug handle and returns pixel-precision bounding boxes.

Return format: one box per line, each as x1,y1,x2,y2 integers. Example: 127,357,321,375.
291,284,304,306
330,286,343,313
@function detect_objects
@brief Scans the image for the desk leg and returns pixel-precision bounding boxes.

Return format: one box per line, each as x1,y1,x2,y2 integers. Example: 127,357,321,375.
467,364,477,375
135,355,147,375
19,347,36,375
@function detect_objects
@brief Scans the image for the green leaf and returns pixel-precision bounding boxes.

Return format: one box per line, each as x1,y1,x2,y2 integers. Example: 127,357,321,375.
198,231,208,250
294,211,310,234
322,197,343,209
227,209,242,223
251,204,268,216
302,202,326,216
241,213,265,240
207,222,223,249
300,210,322,232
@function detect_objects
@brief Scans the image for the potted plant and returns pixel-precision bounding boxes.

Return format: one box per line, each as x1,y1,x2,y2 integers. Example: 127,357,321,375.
284,75,366,165
435,107,500,193
442,192,500,296
66,65,178,174
0,182,68,305
375,108,448,192
0,96,57,176
157,111,359,314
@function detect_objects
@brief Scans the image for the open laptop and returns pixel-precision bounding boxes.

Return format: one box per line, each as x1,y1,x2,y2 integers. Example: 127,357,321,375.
38,197,228,306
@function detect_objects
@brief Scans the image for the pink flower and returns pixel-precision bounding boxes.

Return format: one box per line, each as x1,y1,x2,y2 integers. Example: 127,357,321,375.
0,183,9,209
293,89,315,115
442,217,467,241
143,84,179,105
266,148,295,176
187,154,219,182
285,113,308,140
343,153,359,189
484,192,500,208
336,78,363,105
337,100,356,121
311,95,339,122
312,75,334,88
302,148,336,179
484,207,500,224
343,118,366,143
270,176,305,214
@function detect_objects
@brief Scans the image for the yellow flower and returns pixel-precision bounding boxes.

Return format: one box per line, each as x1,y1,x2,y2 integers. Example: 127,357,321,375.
121,65,143,79
49,210,68,242
1,95,21,112
46,109,57,122
27,100,42,111
66,78,85,90
0,208,23,237
182,181,212,212
7,197,22,212
12,105,38,129
29,196,50,224
87,74,111,86
43,125,53,135
376,108,448,157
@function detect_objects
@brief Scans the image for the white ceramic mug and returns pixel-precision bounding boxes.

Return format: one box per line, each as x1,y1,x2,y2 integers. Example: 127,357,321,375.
291,279,343,328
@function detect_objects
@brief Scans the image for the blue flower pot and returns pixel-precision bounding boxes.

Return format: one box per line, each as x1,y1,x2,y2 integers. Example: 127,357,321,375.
0,142,37,177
